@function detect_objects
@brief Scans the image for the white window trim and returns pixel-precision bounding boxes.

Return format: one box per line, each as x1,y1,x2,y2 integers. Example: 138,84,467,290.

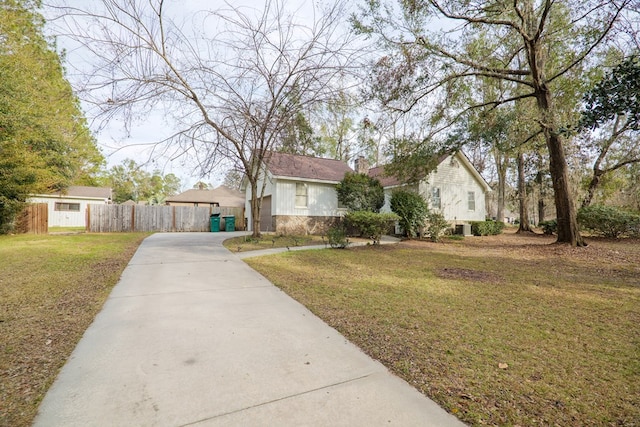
295,182,308,208
468,191,476,211
432,187,441,210
55,202,81,212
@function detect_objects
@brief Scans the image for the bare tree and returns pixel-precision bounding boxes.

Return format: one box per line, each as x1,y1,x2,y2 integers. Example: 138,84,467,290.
47,0,362,236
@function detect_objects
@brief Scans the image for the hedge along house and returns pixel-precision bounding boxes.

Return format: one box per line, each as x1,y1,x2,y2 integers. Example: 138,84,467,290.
28,186,112,228
368,151,491,226
243,151,353,234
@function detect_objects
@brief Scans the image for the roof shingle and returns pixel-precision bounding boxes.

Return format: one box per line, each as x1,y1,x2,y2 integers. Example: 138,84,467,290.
60,186,112,199
264,151,353,182
165,186,245,207
368,165,403,187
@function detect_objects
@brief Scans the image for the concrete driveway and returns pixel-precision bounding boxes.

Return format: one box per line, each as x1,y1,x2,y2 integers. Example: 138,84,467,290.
34,232,464,427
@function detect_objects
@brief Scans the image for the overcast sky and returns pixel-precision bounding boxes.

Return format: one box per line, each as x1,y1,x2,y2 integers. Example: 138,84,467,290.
45,0,325,190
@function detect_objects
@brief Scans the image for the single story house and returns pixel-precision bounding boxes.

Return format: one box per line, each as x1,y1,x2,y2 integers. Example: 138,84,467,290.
28,186,112,228
369,151,491,225
243,151,352,234
243,151,491,234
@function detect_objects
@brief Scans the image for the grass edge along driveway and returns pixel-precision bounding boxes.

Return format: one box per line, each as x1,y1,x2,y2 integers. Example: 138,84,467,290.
246,233,640,426
0,232,148,427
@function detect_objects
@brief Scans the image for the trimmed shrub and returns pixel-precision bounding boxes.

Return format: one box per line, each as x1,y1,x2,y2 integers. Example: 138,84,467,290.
470,220,505,236
390,190,428,238
344,211,399,244
539,219,557,235
577,205,640,238
425,212,449,242
336,173,385,212
326,224,349,248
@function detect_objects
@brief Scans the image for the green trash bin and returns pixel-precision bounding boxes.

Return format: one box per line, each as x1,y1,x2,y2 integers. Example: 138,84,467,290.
210,214,220,232
223,215,235,232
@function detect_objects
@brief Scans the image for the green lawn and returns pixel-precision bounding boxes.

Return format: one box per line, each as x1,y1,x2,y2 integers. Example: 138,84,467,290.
0,232,148,427
246,232,640,426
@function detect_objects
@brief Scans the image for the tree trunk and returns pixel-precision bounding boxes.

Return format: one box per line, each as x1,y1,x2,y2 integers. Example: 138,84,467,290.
517,151,532,233
538,198,545,224
523,2,585,247
545,130,585,245
494,149,506,223
249,180,262,238
536,165,546,224
533,79,585,245
582,171,602,208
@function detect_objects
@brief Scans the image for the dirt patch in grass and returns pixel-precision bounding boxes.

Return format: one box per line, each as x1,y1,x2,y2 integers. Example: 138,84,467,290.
246,230,640,426
436,267,501,282
0,233,148,427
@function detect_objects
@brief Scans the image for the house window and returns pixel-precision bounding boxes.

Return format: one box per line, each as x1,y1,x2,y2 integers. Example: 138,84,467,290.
295,183,308,208
468,191,476,211
432,188,441,209
55,202,80,212
336,187,346,209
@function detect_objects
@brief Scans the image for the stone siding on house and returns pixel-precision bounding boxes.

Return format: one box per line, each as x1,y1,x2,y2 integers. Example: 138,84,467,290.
273,215,339,235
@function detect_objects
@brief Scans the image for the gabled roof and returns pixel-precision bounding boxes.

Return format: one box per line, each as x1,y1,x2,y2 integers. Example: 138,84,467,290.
367,154,450,188
457,151,492,192
263,151,353,183
368,152,491,192
39,186,112,200
368,165,403,187
165,186,245,207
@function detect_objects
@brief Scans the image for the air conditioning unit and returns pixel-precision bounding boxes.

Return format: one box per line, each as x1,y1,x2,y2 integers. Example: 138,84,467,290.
394,223,404,235
455,224,472,236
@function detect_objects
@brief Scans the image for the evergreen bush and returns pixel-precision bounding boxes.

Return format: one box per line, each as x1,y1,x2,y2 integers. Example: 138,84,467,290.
425,212,449,242
470,220,505,236
577,205,640,238
344,211,399,244
336,173,385,212
539,219,557,235
326,223,349,248
390,190,428,238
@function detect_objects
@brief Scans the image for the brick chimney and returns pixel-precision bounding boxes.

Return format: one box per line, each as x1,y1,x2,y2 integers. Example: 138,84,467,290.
354,156,369,174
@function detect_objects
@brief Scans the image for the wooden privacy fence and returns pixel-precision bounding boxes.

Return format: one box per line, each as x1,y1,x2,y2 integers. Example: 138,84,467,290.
87,205,245,233
16,203,48,234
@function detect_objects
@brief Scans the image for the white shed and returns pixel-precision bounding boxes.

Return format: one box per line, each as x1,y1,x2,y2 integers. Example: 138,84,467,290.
28,186,112,228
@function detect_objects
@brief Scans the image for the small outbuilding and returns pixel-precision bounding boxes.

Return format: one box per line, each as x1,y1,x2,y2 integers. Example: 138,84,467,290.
165,186,246,230
28,186,112,228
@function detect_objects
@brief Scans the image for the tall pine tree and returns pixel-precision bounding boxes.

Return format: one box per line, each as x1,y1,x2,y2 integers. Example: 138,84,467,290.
0,0,103,231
